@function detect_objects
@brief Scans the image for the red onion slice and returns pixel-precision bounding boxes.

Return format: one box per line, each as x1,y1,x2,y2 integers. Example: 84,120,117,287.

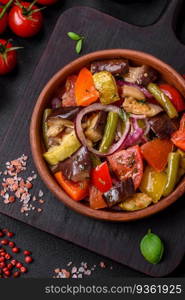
129,113,146,119
143,119,150,136
122,118,144,148
75,103,130,157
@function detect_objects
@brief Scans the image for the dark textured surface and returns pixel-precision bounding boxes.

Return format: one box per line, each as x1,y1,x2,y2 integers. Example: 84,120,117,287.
0,0,185,278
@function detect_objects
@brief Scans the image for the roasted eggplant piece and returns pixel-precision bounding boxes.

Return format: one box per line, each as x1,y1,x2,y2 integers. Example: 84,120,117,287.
149,113,178,139
47,117,74,138
123,65,157,86
122,96,163,117
85,111,107,142
48,106,81,121
91,59,129,75
59,147,92,182
103,177,135,207
122,85,145,100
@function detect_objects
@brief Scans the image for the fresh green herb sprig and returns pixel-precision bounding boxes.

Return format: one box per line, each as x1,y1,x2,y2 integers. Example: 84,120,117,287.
67,32,85,54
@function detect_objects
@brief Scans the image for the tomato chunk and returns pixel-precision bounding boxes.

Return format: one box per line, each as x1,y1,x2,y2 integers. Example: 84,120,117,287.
91,162,112,193
108,145,143,189
141,139,173,172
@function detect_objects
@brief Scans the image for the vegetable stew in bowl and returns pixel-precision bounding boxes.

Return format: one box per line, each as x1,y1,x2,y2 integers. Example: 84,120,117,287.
42,55,185,212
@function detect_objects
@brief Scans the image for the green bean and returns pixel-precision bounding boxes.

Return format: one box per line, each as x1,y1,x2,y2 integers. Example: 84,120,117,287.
163,152,180,197
99,112,119,153
42,108,52,149
147,83,178,119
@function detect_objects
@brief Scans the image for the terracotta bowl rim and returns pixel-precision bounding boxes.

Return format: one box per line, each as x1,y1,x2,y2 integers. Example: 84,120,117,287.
30,49,185,222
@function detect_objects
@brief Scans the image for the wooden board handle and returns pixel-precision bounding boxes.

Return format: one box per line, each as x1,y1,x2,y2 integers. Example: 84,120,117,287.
156,0,183,32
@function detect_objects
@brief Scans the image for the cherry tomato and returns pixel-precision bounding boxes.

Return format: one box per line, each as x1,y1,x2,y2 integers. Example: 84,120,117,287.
108,145,143,189
9,1,43,38
37,0,58,5
0,39,17,75
0,0,13,4
0,7,8,34
0,0,14,34
159,84,185,112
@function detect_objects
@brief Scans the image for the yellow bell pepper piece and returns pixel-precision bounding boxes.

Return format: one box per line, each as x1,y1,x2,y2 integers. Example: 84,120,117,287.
140,165,167,203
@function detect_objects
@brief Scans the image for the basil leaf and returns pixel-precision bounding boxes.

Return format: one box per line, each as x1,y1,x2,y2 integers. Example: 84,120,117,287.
76,39,83,54
67,32,81,41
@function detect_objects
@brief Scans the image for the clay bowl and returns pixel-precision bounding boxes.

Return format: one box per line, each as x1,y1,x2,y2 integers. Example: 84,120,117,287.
30,49,185,222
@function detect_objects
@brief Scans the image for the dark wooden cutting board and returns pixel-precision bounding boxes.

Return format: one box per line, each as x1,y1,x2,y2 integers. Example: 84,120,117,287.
1,0,185,277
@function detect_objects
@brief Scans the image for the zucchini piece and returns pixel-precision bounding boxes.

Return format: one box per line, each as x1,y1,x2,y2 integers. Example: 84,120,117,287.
43,130,81,165
93,71,120,104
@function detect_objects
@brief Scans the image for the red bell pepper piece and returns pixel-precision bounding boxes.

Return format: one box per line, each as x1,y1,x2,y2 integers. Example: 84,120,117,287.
91,162,112,193
75,68,99,106
141,139,173,172
172,114,185,151
159,84,185,112
54,172,89,201
89,185,107,209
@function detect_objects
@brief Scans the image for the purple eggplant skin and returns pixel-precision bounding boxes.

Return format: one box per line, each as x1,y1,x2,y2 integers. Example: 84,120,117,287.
90,59,129,75
103,178,135,208
149,113,178,139
48,106,81,121
59,147,92,182
124,65,158,86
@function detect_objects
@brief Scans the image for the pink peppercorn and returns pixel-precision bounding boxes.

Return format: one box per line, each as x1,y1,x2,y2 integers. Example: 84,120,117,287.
1,239,9,245
11,259,17,266
12,247,20,253
8,241,15,248
16,262,22,269
0,257,5,262
7,232,14,238
0,262,6,268
24,256,33,264
5,253,12,260
23,250,31,256
2,267,8,273
7,263,13,270
4,270,11,277
20,266,27,273
13,271,20,278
